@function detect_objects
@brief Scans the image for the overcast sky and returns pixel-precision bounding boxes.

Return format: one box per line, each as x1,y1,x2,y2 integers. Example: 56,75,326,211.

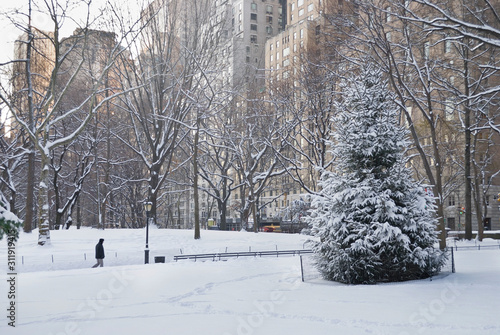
0,0,144,122
0,0,147,65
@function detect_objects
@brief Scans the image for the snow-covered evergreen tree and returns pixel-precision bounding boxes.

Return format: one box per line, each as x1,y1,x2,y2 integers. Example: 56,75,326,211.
308,64,446,284
0,192,22,241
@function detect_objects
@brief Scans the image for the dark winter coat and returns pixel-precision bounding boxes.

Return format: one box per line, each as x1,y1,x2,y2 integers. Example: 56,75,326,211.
95,239,105,259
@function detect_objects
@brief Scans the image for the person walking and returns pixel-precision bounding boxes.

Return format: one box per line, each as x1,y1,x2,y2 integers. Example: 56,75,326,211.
92,238,105,268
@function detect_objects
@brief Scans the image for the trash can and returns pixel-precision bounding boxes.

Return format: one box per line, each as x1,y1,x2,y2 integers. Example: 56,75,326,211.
154,256,165,263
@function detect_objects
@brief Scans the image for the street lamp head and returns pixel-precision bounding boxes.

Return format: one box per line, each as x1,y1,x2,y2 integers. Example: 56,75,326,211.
144,201,152,213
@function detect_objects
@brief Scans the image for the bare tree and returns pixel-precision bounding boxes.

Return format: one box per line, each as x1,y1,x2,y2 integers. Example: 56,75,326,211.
321,0,498,247
404,0,500,239
113,0,227,239
1,0,139,245
0,112,26,218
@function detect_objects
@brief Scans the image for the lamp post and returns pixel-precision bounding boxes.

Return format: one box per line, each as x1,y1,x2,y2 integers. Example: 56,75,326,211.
144,201,152,264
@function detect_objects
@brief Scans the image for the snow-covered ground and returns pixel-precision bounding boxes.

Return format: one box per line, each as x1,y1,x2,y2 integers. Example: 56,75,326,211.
1,227,499,335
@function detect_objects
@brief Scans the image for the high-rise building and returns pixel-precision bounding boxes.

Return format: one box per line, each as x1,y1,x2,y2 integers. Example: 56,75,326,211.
10,29,55,133
229,0,284,93
141,0,286,229
265,0,500,233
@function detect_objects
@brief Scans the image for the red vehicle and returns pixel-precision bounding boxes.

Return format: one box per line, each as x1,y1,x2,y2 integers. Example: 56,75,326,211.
263,225,280,232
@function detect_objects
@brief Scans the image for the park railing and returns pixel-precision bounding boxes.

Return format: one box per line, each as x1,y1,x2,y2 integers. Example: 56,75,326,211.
173,249,313,262
449,243,500,251
299,247,457,283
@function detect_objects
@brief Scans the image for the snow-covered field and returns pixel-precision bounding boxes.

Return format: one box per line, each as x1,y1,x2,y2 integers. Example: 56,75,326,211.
1,227,500,335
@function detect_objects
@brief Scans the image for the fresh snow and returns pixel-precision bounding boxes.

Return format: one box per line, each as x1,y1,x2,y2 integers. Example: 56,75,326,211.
1,228,499,335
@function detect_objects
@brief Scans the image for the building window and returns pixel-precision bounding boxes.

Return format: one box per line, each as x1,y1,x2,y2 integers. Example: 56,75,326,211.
251,24,258,31
250,35,257,43
386,7,392,22
251,13,257,21
424,42,430,59
445,99,454,121
448,195,455,207
298,0,304,6
266,26,273,35
251,2,257,11
267,16,273,24
300,28,304,39
266,5,273,14
444,39,452,53
308,3,314,12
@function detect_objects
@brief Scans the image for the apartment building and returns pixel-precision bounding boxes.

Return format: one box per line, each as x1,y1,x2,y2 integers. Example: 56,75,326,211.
262,0,339,221
10,30,55,130
229,0,285,92
264,0,500,233
142,0,286,229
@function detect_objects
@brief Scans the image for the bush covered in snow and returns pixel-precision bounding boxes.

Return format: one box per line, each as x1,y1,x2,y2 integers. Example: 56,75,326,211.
0,194,22,241
308,64,446,284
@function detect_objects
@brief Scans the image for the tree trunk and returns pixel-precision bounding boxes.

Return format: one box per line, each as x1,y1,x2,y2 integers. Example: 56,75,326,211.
100,78,111,229
251,189,258,233
218,200,227,231
193,119,201,239
24,2,34,233
24,151,35,233
463,47,473,240
37,154,51,245
76,166,83,229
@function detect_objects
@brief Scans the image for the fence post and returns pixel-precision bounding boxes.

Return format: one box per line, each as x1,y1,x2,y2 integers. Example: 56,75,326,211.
451,248,455,273
300,255,305,282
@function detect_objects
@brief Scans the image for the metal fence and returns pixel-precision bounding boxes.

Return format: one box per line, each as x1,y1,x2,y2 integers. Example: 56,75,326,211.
10,250,150,272
173,249,313,262
300,248,456,283
448,242,500,251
